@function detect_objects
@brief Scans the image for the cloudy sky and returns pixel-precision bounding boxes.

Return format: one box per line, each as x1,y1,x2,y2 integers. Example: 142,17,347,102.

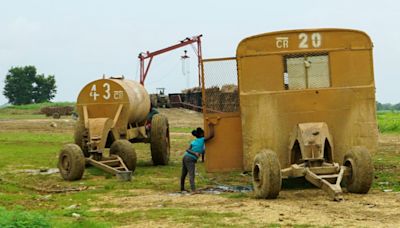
0,0,399,104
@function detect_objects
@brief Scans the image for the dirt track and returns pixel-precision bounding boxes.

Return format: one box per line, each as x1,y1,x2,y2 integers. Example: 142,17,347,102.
94,188,400,227
0,108,203,133
1,109,400,227
0,118,75,133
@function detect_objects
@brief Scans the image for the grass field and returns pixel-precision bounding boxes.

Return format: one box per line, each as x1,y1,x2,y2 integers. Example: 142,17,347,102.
0,132,244,227
1,104,399,133
377,111,400,133
0,127,256,227
0,105,399,227
0,106,254,227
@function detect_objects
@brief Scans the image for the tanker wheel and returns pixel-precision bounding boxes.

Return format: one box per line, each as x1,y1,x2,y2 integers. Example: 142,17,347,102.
58,144,85,181
343,146,373,194
52,112,61,119
73,122,90,157
110,140,137,172
150,114,170,165
252,149,281,199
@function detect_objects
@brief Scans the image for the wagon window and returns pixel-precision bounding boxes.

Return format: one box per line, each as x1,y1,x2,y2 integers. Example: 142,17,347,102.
284,54,330,90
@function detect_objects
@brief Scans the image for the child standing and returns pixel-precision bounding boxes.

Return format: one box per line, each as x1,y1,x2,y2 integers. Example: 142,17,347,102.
180,125,214,192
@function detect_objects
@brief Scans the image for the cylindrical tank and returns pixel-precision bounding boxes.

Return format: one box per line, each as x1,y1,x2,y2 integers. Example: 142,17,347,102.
113,79,150,124
77,78,150,124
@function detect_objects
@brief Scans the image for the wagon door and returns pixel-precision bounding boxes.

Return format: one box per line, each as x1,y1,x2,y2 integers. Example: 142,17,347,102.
201,58,243,172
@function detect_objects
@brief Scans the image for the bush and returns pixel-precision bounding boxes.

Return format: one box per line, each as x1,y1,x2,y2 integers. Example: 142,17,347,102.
40,106,74,116
0,207,51,228
5,102,75,110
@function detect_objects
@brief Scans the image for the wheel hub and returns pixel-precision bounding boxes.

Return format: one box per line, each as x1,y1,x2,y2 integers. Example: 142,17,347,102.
253,163,262,187
61,155,71,172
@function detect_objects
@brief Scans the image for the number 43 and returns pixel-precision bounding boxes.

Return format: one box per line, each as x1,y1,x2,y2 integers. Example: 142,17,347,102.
90,83,111,101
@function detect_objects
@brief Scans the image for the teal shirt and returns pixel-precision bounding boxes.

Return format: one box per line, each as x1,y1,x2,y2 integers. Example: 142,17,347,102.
184,137,205,160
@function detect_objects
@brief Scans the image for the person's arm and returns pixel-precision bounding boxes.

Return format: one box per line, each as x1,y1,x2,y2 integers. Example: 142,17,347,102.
186,149,201,158
204,123,215,142
186,144,200,157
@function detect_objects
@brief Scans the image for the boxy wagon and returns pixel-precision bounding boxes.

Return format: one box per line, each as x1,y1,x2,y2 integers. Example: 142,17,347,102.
201,28,378,200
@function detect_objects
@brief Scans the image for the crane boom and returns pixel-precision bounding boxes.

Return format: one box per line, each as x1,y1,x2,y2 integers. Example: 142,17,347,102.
138,35,203,86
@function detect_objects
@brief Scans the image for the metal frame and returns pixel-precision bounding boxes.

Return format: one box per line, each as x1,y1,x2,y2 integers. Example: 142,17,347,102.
281,162,349,200
86,155,132,181
200,57,238,115
138,35,203,86
201,57,244,171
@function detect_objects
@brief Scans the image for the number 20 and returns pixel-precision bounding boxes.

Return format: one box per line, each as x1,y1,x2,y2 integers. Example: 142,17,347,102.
298,33,322,49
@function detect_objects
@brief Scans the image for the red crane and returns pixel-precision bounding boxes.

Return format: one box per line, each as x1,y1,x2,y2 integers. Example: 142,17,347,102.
138,35,203,86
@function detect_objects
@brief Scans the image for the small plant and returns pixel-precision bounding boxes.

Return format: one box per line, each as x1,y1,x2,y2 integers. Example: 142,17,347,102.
0,207,51,228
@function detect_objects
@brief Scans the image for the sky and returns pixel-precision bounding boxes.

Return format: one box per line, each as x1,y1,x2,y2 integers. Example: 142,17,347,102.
0,0,399,104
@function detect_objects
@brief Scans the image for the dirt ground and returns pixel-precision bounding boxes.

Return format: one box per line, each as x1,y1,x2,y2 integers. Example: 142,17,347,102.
95,188,400,228
0,108,203,133
1,108,399,227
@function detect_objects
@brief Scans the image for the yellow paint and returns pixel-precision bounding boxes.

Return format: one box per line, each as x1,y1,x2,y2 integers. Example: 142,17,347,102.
203,29,378,172
204,112,243,172
237,29,377,171
76,78,150,151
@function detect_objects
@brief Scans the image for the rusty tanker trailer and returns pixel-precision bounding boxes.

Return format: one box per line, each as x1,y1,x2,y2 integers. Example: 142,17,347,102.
58,76,170,181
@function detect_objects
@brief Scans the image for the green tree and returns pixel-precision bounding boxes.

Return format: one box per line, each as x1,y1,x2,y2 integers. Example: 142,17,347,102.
33,74,57,103
376,101,383,111
376,101,400,111
3,66,57,105
393,103,400,111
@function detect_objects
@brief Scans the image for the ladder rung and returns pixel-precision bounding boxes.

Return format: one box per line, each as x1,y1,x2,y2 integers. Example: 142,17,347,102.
319,174,339,179
101,159,120,164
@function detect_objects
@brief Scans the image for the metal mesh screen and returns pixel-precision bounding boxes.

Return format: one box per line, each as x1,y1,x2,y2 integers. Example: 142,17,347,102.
202,58,239,113
285,54,330,90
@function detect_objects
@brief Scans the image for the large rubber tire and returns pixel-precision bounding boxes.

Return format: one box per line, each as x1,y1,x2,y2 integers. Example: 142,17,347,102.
150,114,170,165
58,144,85,181
110,140,137,172
73,122,90,157
252,149,282,199
343,146,374,194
